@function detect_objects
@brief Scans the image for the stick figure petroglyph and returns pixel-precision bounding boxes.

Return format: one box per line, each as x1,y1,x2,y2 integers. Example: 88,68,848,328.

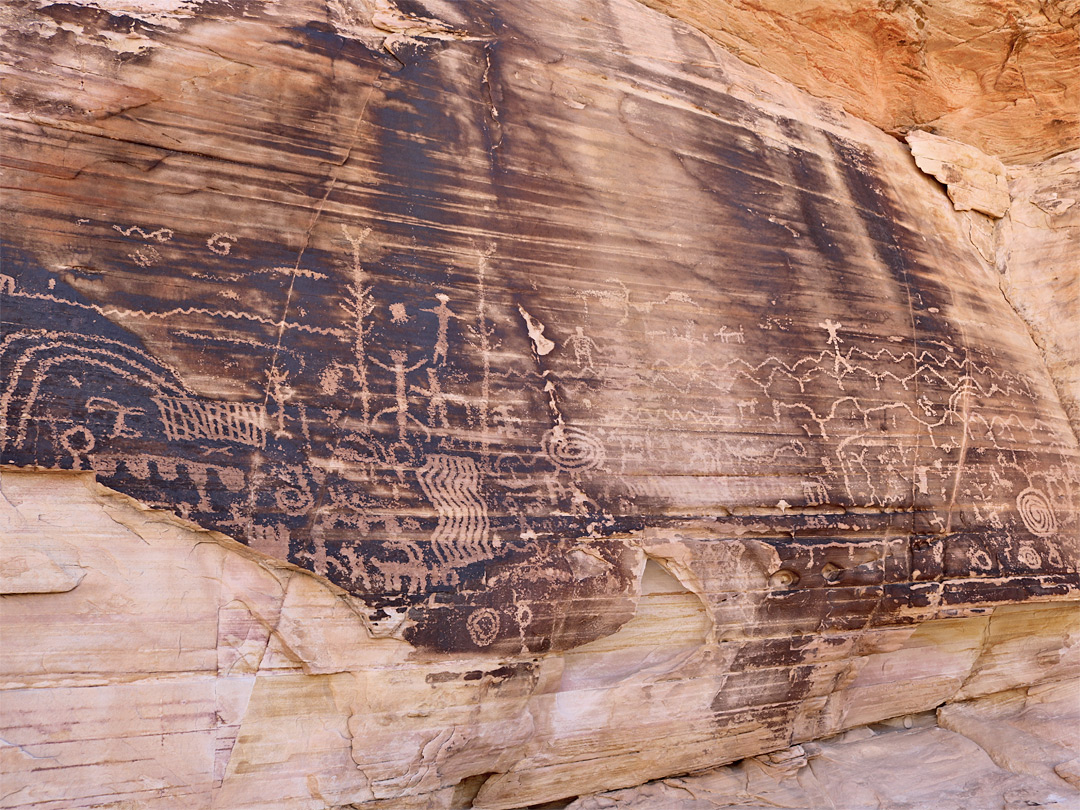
421,293,458,366
411,368,469,432
569,326,600,372
373,350,430,444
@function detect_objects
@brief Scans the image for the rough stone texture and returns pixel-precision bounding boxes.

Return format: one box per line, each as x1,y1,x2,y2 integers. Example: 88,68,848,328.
2,468,1077,809
1,0,1079,807
566,685,1080,808
907,130,1011,218
996,150,1080,438
638,0,1080,164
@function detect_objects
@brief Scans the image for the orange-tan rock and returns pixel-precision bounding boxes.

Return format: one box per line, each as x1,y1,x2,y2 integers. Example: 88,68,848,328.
639,0,1080,163
1,0,1077,808
906,130,1010,218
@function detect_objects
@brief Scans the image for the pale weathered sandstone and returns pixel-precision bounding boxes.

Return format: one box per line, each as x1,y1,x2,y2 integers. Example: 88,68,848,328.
566,687,1080,808
1,0,1078,807
639,0,1080,163
907,130,1011,219
996,150,1080,438
2,469,1077,809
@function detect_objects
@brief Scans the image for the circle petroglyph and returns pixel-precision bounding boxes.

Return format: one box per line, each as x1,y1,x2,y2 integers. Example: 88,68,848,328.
542,425,605,472
466,607,500,648
1016,487,1057,537
1017,545,1042,569
971,549,994,572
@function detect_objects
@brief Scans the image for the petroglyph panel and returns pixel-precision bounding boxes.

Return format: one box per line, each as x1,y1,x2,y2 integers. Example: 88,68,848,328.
2,0,1077,660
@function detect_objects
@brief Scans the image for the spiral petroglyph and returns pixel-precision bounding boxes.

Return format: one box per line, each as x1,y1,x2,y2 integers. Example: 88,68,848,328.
1016,487,1058,537
1017,545,1042,569
466,607,501,648
542,425,605,472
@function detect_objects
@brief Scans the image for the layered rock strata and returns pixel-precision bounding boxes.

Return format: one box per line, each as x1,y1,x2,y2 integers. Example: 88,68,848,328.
3,469,1077,809
1,0,1078,807
639,0,1080,163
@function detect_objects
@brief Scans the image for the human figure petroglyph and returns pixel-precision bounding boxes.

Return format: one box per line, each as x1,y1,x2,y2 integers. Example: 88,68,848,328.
410,368,470,433
568,326,600,372
373,349,430,445
421,293,459,366
264,364,293,437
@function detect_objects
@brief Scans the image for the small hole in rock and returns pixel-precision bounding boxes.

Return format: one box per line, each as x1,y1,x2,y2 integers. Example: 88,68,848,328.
821,562,843,583
769,569,799,588
451,772,497,808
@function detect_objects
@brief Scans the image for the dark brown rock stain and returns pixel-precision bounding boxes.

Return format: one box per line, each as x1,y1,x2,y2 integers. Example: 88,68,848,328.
2,0,1077,658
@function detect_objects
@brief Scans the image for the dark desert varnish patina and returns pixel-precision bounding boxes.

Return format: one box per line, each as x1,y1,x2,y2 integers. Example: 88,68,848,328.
2,0,1076,673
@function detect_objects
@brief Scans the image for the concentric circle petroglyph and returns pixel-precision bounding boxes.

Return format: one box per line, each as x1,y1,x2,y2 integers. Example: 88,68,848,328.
542,425,605,472
1017,544,1042,569
466,607,500,647
1016,487,1057,537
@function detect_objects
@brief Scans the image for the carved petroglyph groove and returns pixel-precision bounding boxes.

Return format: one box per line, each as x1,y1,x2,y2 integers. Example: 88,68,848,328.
416,454,492,565
542,425,605,472
112,224,173,242
206,232,238,255
466,607,500,648
7,291,346,337
1017,545,1042,569
153,396,267,448
0,331,188,449
1016,487,1058,536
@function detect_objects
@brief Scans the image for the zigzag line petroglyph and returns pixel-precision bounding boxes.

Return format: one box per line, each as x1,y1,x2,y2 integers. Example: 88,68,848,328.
112,224,173,242
7,291,346,337
416,454,492,566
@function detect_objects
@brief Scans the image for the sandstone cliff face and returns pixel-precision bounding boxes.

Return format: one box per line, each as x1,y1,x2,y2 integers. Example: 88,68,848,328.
639,0,1080,163
3,469,1077,809
1,0,1077,808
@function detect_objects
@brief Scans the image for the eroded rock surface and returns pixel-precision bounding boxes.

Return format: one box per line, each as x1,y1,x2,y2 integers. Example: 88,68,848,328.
996,150,1080,438
2,469,1077,809
639,0,1080,163
1,0,1078,807
567,685,1080,808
